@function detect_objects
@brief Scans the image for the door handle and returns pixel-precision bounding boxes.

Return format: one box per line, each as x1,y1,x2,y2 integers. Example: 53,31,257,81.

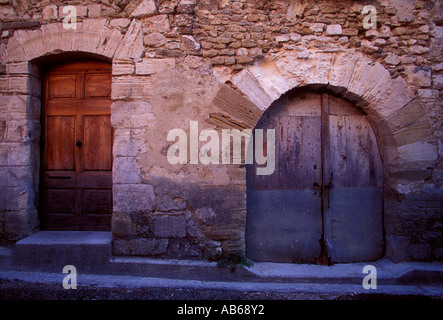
76,141,82,147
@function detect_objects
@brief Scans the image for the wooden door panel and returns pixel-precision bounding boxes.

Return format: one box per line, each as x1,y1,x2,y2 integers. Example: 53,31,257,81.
246,91,384,263
324,95,384,263
246,93,323,263
83,116,112,171
48,75,77,99
45,100,113,115
41,61,112,231
246,189,323,263
85,74,112,98
83,190,112,214
46,116,75,170
45,189,75,213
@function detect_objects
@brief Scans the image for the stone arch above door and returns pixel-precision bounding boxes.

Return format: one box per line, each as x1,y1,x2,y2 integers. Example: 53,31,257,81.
209,49,436,262
2,19,144,64
212,50,435,177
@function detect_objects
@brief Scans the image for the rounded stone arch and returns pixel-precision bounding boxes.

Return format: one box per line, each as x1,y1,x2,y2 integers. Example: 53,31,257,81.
0,19,145,240
213,50,435,262
2,19,144,64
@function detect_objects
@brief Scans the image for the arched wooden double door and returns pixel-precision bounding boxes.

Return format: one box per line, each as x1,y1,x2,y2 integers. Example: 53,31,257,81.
246,91,384,263
40,61,113,231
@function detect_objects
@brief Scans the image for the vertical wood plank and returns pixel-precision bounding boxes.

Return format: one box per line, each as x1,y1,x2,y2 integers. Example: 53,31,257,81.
46,116,75,170
83,116,112,170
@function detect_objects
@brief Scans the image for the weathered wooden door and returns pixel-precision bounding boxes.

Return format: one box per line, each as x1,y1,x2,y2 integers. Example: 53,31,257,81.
246,91,384,263
40,61,113,231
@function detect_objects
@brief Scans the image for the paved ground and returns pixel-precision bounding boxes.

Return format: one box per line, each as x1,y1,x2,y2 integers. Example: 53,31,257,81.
0,269,442,300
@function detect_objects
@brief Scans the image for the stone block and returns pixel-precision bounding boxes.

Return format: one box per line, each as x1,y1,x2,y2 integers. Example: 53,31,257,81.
4,119,26,142
114,20,145,60
0,146,7,165
398,141,437,162
130,0,158,19
40,23,63,53
181,35,200,51
144,33,166,47
111,81,131,100
112,61,135,76
144,14,170,33
113,157,142,184
111,76,154,100
385,99,426,133
310,23,324,33
113,128,150,157
326,24,342,35
42,5,58,20
7,76,29,94
7,143,32,166
0,188,5,211
417,89,439,99
135,58,175,75
113,238,168,255
231,69,273,110
112,215,135,237
211,83,262,128
4,210,33,236
385,234,409,262
0,168,7,187
2,36,27,63
59,6,88,19
275,34,290,42
384,53,400,66
177,0,196,14
109,18,131,30
5,62,27,76
290,33,301,42
408,243,431,261
100,28,124,59
6,166,35,188
406,66,431,88
112,129,131,157
212,56,225,65
153,215,186,238
113,184,156,213
408,46,430,55
393,120,432,146
0,77,9,92
0,95,26,114
433,74,443,90
156,195,187,211
371,77,415,120
0,5,18,21
111,100,156,129
88,4,101,18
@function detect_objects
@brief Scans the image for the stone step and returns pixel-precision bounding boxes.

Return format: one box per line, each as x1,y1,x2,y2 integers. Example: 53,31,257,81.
106,256,255,282
0,246,13,268
13,231,112,273
9,231,443,286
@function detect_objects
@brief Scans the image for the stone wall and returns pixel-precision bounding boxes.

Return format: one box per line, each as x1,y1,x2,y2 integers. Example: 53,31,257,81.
0,0,442,262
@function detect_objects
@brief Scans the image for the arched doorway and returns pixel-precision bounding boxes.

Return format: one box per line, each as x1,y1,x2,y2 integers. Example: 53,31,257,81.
246,89,384,263
40,60,113,231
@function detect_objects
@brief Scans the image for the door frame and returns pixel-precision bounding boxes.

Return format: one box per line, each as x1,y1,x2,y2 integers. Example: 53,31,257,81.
39,58,114,231
245,88,386,264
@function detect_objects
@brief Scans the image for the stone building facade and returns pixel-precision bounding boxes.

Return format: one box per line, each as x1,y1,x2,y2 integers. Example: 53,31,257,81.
0,0,442,262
